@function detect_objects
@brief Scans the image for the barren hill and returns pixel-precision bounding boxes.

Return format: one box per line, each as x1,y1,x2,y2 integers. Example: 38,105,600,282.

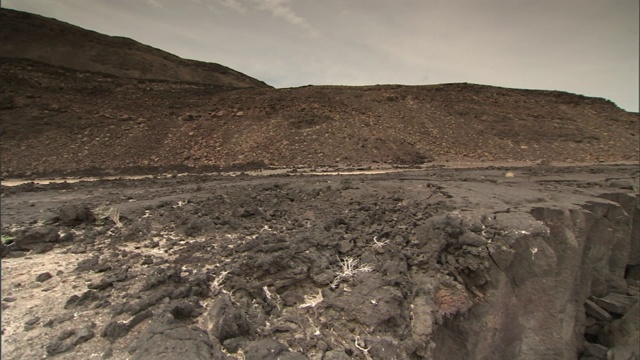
0,8,269,88
0,9,638,177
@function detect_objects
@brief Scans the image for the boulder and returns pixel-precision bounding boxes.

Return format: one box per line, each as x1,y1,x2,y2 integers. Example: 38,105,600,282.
206,293,252,342
14,226,60,252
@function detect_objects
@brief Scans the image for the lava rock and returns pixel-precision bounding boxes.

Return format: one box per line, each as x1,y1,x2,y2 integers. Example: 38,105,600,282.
129,321,217,360
73,326,96,346
583,342,608,359
322,350,351,360
585,299,613,322
458,231,488,247
206,293,252,342
243,339,307,360
36,272,53,282
56,204,96,226
599,303,639,348
592,293,638,315
14,226,60,251
74,255,100,272
0,242,9,258
24,316,41,326
65,290,101,309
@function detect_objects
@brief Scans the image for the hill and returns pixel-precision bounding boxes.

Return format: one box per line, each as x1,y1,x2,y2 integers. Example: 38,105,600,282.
0,8,269,88
0,9,638,177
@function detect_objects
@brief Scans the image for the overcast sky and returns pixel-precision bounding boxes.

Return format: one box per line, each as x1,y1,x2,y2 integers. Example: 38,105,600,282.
5,0,639,111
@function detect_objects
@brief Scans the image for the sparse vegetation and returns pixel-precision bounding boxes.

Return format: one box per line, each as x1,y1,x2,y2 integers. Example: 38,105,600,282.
93,205,122,227
330,256,373,289
1,234,15,245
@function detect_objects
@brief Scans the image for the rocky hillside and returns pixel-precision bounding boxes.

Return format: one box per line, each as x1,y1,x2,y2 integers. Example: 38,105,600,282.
0,9,269,88
0,9,638,178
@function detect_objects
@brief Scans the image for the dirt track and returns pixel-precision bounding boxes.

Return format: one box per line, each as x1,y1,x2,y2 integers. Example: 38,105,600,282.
1,164,638,360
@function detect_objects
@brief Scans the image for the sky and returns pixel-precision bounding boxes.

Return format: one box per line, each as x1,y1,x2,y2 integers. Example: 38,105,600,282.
4,0,639,111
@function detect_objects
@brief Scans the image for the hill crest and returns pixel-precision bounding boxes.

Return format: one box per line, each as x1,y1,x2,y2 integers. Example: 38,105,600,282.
0,8,269,88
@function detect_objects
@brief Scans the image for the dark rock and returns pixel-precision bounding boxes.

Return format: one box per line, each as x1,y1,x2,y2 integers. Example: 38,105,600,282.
599,303,639,347
45,340,72,355
606,180,634,190
65,290,101,309
36,272,53,282
73,326,96,346
14,226,60,251
0,242,9,258
129,321,216,360
243,339,308,360
88,269,127,289
592,293,638,315
32,243,55,254
458,231,488,247
58,328,76,341
57,204,96,226
69,245,88,254
3,296,17,302
94,263,112,273
583,342,608,359
223,336,248,353
54,312,75,325
24,316,40,326
101,321,130,342
365,336,408,360
59,232,74,242
337,239,353,253
129,309,153,328
206,293,252,341
607,345,639,360
170,301,197,319
322,350,351,360
101,310,152,342
75,255,100,272
585,299,613,322
122,288,172,316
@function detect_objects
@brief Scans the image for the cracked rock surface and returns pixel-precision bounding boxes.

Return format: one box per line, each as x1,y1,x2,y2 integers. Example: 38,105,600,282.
1,164,638,359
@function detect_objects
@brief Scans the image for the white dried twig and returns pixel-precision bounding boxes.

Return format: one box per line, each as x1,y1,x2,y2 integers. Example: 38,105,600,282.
330,257,373,289
263,286,282,310
299,288,324,309
210,271,229,294
173,200,188,208
355,336,372,360
372,236,389,248
109,208,123,228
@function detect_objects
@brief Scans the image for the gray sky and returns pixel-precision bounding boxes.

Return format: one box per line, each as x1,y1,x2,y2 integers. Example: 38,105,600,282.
5,0,639,111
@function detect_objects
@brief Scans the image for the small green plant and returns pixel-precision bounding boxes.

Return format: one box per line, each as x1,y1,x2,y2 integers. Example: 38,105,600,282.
1,234,15,245
93,205,123,227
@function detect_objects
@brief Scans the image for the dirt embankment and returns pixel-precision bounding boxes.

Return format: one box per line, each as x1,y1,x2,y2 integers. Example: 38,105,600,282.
1,165,638,359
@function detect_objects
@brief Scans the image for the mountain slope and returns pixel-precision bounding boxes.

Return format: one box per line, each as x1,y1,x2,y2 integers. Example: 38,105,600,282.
0,9,637,177
1,57,637,177
0,8,269,88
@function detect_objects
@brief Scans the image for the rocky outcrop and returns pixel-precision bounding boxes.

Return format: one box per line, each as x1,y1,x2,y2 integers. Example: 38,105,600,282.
0,167,637,359
430,196,639,360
